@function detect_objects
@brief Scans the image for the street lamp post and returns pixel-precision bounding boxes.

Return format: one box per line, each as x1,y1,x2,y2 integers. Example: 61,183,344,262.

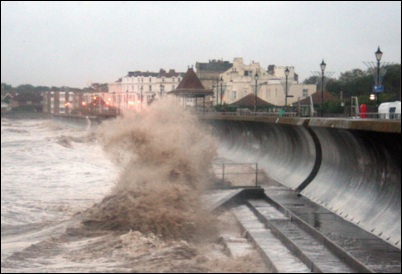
254,73,258,112
126,90,128,110
285,67,290,111
220,77,223,105
140,86,143,111
320,60,326,117
216,78,219,105
375,46,383,107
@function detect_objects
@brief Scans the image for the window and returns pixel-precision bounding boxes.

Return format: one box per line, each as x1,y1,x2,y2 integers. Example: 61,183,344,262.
244,70,252,76
303,89,308,97
232,91,237,100
149,85,152,92
149,77,152,82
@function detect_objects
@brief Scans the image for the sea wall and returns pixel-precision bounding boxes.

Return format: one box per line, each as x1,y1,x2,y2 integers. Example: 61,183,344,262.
204,116,401,248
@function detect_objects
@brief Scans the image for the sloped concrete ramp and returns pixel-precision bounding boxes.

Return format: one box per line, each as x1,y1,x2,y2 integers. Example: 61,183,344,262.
202,189,244,212
202,187,264,212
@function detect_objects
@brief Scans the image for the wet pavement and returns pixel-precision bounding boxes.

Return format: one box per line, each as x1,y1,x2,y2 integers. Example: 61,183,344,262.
262,181,401,273
203,161,401,272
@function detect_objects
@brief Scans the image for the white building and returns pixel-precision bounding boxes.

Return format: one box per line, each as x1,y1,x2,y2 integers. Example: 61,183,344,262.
219,58,316,106
108,69,185,110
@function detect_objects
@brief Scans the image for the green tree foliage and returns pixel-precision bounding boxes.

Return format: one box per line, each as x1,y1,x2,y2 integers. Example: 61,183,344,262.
303,76,320,85
1,83,109,94
16,84,34,92
324,64,400,106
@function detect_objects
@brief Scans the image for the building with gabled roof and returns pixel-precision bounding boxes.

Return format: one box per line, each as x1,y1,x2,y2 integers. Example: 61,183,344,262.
219,58,316,107
9,92,43,112
169,67,214,111
294,90,338,106
229,93,273,109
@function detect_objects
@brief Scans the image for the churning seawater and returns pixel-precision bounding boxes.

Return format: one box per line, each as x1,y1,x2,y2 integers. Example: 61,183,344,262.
1,100,268,273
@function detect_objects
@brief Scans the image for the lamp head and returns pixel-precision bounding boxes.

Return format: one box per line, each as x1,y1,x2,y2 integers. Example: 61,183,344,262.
375,46,383,62
285,67,290,77
320,60,326,72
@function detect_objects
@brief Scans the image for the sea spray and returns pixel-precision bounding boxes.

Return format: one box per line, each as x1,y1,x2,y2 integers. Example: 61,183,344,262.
83,99,218,240
1,117,270,272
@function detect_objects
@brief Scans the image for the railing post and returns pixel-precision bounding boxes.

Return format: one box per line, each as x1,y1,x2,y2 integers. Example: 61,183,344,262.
255,163,258,187
222,163,225,185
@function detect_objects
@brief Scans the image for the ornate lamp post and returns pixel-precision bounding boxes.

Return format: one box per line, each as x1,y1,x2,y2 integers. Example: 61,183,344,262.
284,67,290,111
375,46,383,107
160,84,163,98
220,76,223,105
254,73,258,112
126,90,128,110
140,86,143,111
320,60,326,117
215,77,219,105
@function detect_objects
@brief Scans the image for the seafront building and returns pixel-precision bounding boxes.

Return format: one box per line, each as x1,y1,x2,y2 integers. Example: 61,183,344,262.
169,67,214,110
43,58,317,115
43,90,91,114
195,59,233,92
108,69,185,110
218,58,316,106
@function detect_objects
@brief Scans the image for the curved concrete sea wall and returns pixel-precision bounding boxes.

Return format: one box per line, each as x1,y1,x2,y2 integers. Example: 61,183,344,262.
205,116,401,249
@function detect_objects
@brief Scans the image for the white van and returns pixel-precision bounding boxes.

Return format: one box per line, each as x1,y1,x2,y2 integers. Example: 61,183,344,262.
378,101,401,119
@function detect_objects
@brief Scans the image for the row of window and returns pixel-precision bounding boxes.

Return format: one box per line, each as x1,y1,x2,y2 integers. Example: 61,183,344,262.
125,85,175,92
125,77,181,83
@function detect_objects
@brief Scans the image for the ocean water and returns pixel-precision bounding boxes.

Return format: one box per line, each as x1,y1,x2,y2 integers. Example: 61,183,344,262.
1,100,268,273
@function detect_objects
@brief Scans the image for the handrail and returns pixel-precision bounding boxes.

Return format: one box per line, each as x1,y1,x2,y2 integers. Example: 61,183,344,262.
214,162,260,187
199,111,400,120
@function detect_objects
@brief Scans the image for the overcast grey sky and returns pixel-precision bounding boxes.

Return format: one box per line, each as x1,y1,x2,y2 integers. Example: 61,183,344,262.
1,1,401,88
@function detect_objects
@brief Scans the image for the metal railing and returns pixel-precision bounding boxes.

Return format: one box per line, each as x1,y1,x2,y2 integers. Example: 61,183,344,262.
213,162,260,187
199,110,400,120
350,112,401,120
202,111,298,118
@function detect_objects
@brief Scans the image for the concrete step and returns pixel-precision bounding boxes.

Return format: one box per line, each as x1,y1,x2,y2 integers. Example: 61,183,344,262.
261,185,401,273
233,205,311,273
219,234,256,258
247,199,356,273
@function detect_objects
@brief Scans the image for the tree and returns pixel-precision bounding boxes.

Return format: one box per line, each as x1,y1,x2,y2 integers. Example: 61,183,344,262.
16,84,35,93
303,76,320,85
321,64,401,103
338,69,368,82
